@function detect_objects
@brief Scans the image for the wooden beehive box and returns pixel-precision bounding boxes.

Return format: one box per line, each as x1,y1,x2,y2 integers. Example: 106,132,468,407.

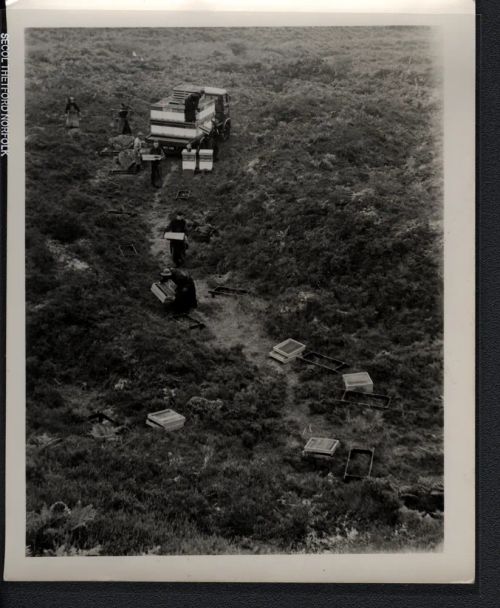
182,149,197,170
146,409,185,431
303,437,340,459
274,338,306,358
199,149,214,171
269,339,306,364
342,371,373,393
163,232,185,241
151,282,174,304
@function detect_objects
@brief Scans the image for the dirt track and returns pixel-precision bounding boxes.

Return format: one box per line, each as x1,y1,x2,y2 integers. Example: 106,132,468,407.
143,157,316,434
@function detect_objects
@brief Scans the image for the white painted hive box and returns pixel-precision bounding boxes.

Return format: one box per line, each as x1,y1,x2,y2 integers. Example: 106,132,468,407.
182,149,197,170
199,149,213,171
342,372,373,393
147,409,185,431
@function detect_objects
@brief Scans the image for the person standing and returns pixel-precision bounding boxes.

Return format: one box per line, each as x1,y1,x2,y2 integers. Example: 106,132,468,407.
165,211,188,266
118,103,132,135
207,119,220,161
65,96,80,129
133,132,144,171
149,140,164,187
184,89,203,123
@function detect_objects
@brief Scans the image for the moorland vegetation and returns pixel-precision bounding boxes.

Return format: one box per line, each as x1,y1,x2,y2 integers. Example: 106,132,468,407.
25,26,443,555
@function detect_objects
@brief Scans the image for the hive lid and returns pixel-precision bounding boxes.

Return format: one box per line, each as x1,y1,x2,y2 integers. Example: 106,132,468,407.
147,409,185,424
163,232,185,241
273,338,306,358
304,437,339,456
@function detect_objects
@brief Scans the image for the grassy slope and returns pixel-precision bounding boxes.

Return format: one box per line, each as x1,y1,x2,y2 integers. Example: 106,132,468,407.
25,27,443,556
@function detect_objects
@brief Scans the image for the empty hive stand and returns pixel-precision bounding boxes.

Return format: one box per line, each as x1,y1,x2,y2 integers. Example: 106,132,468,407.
302,437,340,460
268,338,306,364
342,371,373,393
146,409,185,431
343,447,375,482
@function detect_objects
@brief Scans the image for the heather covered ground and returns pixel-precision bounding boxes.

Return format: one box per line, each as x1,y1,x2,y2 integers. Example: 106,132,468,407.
25,26,443,556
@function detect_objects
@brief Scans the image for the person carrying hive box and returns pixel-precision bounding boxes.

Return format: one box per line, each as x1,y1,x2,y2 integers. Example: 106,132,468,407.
164,211,188,266
155,268,197,314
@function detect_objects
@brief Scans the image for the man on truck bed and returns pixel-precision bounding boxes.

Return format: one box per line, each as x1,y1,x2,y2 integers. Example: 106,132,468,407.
184,89,204,123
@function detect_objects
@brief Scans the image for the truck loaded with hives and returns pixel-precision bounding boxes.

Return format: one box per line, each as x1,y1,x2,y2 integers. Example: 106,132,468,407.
147,84,231,153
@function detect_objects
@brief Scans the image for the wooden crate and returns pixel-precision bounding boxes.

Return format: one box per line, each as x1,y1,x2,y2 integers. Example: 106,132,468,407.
163,232,185,241
342,372,373,393
146,409,185,431
150,282,174,304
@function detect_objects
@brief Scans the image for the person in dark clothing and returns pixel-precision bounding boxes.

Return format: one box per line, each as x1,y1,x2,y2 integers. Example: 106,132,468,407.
165,211,188,266
160,268,197,314
118,103,132,134
149,140,164,187
65,96,80,129
206,120,220,161
184,90,202,123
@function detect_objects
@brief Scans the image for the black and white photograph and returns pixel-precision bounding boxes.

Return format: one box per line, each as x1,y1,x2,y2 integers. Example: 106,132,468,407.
3,6,475,583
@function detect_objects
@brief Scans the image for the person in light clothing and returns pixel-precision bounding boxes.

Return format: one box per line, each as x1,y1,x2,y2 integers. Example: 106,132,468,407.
133,132,144,171
65,96,80,129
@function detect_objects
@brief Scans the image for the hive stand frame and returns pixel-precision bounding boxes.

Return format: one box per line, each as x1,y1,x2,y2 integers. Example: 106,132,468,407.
297,351,348,374
173,313,206,330
208,285,249,298
118,243,138,257
88,412,116,424
343,447,375,482
339,389,392,410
